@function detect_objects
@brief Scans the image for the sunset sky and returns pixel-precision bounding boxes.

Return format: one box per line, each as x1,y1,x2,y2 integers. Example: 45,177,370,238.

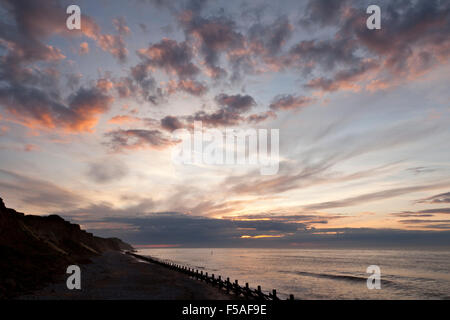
1,0,450,247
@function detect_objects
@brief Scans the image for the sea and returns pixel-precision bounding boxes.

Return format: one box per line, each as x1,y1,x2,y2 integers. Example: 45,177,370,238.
137,248,450,300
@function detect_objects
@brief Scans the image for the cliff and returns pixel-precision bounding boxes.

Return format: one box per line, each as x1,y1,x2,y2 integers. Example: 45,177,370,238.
0,197,133,298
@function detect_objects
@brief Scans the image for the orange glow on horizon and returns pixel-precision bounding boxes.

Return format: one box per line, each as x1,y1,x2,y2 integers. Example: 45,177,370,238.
240,234,284,239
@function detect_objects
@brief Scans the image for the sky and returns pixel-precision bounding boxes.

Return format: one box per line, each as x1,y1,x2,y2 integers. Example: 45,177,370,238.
0,0,450,248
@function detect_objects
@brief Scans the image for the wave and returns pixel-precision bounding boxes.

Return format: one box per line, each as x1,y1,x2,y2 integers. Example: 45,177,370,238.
282,270,394,285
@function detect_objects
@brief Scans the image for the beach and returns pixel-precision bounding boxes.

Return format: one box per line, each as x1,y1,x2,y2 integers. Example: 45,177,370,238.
20,251,230,300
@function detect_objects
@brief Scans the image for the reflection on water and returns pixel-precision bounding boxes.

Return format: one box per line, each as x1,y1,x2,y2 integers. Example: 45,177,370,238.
137,248,450,299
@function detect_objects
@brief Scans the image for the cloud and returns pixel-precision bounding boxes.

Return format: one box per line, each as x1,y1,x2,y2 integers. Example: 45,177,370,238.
226,213,343,225
56,198,157,220
161,115,185,132
304,60,379,92
246,111,277,124
66,87,114,131
289,0,450,94
0,169,83,211
127,64,162,103
0,0,129,65
287,38,361,73
406,166,437,175
113,16,131,36
86,159,129,184
300,0,349,27
223,15,295,80
190,109,244,127
248,16,293,55
178,10,244,79
391,213,435,218
79,42,89,55
137,38,199,79
0,1,122,132
416,192,450,204
309,1,446,93
104,129,178,152
130,37,209,99
108,115,141,125
60,209,314,246
184,93,258,127
167,79,208,96
58,208,450,248
113,77,136,98
79,16,130,63
97,34,128,63
303,183,450,211
224,161,396,197
398,219,450,230
0,85,113,132
269,94,315,111
215,93,256,112
65,73,82,90
0,0,69,70
392,208,450,217
220,115,443,198
399,219,450,224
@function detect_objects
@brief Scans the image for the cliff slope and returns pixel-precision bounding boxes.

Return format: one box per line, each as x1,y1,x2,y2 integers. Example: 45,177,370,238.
0,197,133,298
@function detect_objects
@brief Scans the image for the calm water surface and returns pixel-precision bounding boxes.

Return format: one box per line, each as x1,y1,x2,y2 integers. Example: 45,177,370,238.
137,248,450,299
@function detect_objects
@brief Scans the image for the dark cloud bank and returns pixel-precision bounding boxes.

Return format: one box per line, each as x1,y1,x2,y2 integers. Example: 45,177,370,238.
61,210,450,249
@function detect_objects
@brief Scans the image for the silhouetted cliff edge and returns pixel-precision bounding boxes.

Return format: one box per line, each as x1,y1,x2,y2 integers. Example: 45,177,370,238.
0,197,133,298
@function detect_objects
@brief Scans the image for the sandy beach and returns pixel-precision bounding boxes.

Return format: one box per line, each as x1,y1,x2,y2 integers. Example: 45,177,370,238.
19,251,230,300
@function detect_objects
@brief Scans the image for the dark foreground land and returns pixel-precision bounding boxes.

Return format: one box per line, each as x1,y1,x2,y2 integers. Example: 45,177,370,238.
0,196,228,300
20,251,229,299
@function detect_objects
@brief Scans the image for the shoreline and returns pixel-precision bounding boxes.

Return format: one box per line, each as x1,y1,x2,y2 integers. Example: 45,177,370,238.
128,252,285,300
19,251,231,300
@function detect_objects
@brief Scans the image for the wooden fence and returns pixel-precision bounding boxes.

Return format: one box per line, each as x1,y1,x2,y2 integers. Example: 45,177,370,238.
126,251,295,300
